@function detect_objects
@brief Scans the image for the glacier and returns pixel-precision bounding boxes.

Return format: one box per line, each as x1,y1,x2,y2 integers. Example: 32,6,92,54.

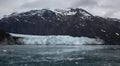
10,33,104,45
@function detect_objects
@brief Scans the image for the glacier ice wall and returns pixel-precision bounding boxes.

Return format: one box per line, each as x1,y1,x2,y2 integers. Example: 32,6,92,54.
10,33,104,45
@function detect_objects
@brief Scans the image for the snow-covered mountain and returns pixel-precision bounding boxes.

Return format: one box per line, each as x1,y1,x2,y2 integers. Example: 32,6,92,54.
0,8,120,44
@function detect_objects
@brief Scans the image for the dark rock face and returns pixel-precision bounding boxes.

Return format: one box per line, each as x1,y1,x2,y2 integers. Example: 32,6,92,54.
0,8,120,44
0,29,17,45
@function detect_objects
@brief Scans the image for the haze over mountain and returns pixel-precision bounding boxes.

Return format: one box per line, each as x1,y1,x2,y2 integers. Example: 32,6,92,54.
0,8,120,44
1,0,120,19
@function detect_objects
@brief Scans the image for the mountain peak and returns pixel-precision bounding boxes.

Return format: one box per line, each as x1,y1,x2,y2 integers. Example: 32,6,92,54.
54,8,93,17
4,8,93,19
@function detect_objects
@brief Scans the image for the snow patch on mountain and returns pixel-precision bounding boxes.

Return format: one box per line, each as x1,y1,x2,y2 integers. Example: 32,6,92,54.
54,9,77,16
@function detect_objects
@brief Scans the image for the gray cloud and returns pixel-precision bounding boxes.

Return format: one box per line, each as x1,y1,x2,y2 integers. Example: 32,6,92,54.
0,0,120,18
0,0,27,18
20,0,72,9
71,0,98,8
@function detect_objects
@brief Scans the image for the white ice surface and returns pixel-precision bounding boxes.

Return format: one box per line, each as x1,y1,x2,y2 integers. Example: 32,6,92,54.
10,33,104,45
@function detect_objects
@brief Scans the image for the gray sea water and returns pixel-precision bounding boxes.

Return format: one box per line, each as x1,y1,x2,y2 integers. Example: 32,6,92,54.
0,45,120,66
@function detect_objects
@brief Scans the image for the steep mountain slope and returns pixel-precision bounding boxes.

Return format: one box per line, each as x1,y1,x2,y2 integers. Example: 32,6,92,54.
0,29,17,45
0,8,120,44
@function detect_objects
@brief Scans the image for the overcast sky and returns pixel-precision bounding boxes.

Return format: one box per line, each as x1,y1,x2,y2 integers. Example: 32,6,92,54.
0,0,120,18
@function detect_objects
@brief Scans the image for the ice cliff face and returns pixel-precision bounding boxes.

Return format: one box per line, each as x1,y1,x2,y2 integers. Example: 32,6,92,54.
0,8,120,44
10,33,104,45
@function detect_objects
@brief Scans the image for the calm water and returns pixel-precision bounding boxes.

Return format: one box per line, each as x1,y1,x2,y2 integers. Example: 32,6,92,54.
0,45,120,66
